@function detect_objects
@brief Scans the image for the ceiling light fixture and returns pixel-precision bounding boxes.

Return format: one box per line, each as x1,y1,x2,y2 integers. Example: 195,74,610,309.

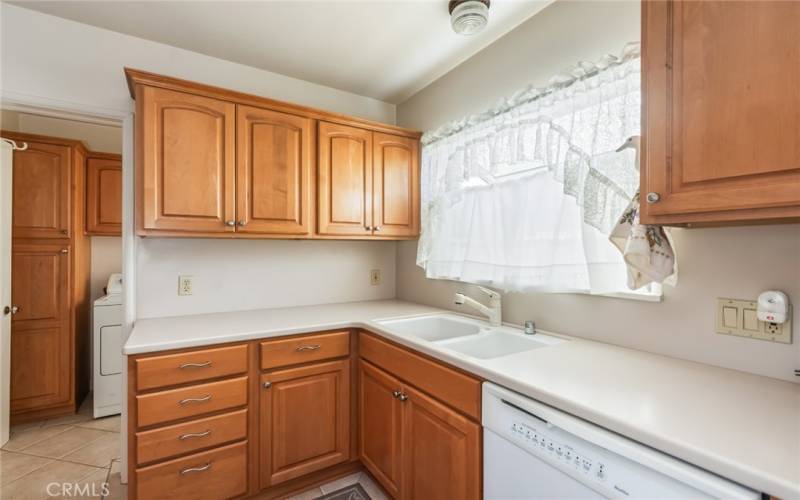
449,0,490,36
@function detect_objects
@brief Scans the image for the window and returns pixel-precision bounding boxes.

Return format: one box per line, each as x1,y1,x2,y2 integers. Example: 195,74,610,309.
417,44,654,297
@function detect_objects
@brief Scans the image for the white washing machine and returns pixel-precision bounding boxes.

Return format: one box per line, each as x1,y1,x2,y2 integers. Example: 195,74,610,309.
93,273,123,418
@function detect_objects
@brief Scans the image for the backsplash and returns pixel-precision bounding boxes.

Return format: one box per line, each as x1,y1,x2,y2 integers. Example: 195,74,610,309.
136,238,396,319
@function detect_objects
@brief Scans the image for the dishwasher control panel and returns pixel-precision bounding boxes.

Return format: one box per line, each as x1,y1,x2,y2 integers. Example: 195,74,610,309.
510,419,610,487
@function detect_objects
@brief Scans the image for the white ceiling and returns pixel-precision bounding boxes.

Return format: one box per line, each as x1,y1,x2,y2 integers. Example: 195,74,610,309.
14,0,552,104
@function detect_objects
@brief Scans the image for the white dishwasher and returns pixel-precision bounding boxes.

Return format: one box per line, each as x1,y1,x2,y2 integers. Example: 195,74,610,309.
483,383,759,499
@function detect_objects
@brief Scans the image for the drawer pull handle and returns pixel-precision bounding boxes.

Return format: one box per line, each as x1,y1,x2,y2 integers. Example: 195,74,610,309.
296,344,321,352
180,462,211,475
179,395,212,406
178,430,211,440
179,361,212,369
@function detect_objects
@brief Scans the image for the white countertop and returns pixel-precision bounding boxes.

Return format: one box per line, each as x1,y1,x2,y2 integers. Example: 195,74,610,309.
125,299,800,499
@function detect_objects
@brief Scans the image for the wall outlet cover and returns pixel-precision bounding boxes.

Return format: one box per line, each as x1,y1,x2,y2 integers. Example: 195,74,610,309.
178,275,194,296
370,269,381,286
715,298,792,344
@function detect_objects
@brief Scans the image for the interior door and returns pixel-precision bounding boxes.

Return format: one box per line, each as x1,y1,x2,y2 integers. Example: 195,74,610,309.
10,242,71,413
401,383,481,500
0,141,13,445
358,360,403,498
139,86,236,233
236,105,313,235
11,139,71,239
259,359,350,488
317,121,373,236
372,133,419,237
641,1,800,222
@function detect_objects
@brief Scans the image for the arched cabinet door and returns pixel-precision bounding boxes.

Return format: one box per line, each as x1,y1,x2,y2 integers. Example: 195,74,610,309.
317,121,373,237
236,105,313,236
12,141,72,239
373,133,419,238
138,86,236,233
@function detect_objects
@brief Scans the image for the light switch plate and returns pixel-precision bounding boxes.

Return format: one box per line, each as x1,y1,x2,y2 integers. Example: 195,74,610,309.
716,298,792,344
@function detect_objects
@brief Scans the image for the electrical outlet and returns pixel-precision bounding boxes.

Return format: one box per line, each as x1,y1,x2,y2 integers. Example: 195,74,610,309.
370,269,381,286
715,298,792,344
178,275,193,296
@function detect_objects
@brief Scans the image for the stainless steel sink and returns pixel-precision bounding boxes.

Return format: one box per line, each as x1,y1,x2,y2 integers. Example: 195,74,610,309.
375,314,483,341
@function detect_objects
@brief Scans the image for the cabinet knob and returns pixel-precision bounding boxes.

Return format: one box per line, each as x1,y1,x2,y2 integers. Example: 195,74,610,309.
4,305,19,315
646,192,661,204
374,226,381,232
398,393,409,402
225,220,236,227
60,248,69,254
392,390,402,398
365,226,372,231
262,382,272,389
237,220,246,227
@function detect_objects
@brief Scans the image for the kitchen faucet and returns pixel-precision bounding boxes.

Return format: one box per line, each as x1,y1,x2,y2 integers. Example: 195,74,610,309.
454,286,502,326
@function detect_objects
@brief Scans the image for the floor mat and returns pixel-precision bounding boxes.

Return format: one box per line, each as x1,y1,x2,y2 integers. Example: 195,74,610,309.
316,483,371,500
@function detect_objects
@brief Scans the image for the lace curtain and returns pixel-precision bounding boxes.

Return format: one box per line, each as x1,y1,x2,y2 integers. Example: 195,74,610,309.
417,43,643,294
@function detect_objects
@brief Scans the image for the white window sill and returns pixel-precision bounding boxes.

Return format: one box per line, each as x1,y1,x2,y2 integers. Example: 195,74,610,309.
589,290,663,303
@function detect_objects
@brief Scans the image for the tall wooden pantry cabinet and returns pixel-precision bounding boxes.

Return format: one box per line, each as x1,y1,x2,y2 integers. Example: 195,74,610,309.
4,131,91,423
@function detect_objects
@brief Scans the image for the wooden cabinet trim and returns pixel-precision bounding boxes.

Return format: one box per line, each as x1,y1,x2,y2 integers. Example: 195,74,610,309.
359,331,482,421
135,344,248,392
125,68,421,140
136,376,248,428
260,330,350,370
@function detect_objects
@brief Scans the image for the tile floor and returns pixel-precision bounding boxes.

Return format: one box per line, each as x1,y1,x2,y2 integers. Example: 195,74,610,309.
285,472,389,500
1,396,384,500
0,395,126,499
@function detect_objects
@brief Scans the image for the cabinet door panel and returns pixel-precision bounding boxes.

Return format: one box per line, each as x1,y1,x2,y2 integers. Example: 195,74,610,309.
317,122,373,236
12,142,71,239
373,133,419,237
139,86,235,233
236,105,312,235
359,360,402,498
86,155,122,235
642,1,800,222
401,384,480,500
10,243,71,412
260,359,350,488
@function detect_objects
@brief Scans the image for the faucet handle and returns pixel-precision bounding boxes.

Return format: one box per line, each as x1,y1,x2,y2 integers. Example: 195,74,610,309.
476,286,500,299
524,320,536,335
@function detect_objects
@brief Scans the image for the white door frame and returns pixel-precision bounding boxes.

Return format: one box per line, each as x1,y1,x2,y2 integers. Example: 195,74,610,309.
1,91,135,482
0,139,16,446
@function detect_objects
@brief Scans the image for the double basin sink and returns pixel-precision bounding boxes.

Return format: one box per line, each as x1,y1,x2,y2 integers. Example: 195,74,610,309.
375,313,563,360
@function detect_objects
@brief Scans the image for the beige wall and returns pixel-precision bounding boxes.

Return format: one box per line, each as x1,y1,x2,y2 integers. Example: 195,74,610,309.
396,1,800,382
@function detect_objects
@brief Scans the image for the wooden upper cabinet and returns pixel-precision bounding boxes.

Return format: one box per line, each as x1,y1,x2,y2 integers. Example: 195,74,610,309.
12,140,71,239
86,153,122,236
236,105,313,235
138,86,236,233
317,121,373,236
259,359,350,489
10,243,71,412
642,1,800,225
373,133,419,237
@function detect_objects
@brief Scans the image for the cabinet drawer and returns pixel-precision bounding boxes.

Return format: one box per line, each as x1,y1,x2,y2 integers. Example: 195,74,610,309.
136,377,248,428
260,330,350,370
136,409,248,465
136,344,248,391
136,441,247,500
358,331,481,421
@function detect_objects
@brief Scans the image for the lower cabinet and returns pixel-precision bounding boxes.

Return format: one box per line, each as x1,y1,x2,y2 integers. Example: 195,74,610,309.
259,359,351,488
359,359,481,500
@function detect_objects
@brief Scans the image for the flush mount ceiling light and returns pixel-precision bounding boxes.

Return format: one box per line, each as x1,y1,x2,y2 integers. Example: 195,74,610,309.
449,0,490,36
